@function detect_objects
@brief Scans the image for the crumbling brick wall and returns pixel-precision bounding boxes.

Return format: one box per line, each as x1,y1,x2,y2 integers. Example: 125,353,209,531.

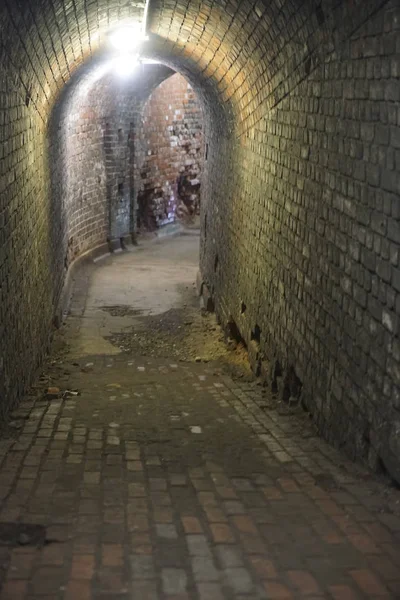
136,73,204,230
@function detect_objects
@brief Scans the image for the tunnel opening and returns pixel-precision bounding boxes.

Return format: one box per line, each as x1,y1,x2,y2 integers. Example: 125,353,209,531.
49,55,207,265
0,0,398,487
49,59,196,267
136,72,205,233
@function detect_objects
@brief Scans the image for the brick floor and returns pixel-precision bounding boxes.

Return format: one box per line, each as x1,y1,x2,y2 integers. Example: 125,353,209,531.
0,237,400,598
0,355,399,599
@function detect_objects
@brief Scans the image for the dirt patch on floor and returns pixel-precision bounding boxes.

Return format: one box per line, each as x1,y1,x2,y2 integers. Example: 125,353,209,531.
101,306,144,318
104,303,253,381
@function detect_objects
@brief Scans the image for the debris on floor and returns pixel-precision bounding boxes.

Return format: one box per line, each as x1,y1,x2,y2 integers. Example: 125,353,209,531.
0,234,399,599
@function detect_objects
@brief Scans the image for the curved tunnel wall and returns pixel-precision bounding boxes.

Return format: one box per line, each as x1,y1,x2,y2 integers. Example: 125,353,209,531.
50,64,203,261
189,0,400,480
49,62,176,266
0,0,147,418
0,0,399,481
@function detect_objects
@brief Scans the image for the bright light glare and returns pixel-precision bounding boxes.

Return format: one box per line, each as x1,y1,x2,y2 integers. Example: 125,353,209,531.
114,54,139,78
141,58,161,65
109,25,143,53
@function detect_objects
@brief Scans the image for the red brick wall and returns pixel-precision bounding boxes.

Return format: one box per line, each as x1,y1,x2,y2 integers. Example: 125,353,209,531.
136,73,204,230
50,64,176,265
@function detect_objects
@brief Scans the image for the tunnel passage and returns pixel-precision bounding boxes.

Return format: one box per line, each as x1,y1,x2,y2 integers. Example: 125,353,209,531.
0,0,399,485
137,73,204,231
50,62,180,260
50,65,204,259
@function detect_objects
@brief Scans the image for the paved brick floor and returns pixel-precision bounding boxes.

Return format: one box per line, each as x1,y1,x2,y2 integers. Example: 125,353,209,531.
0,237,400,599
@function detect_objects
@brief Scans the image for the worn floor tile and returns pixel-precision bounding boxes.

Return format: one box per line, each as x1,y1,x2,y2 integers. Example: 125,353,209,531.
0,237,399,599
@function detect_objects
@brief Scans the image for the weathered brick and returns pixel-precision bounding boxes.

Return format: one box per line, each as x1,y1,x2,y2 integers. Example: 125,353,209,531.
0,0,398,492
137,73,203,230
195,0,400,485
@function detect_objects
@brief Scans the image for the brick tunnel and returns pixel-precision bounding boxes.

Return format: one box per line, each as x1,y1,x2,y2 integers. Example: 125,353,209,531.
0,0,400,598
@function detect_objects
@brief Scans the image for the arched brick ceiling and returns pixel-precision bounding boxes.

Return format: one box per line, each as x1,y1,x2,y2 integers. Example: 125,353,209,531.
146,0,388,133
0,0,146,120
1,0,386,128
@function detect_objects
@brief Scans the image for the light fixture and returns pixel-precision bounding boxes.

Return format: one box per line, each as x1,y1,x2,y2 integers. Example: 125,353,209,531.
109,24,147,53
107,22,148,79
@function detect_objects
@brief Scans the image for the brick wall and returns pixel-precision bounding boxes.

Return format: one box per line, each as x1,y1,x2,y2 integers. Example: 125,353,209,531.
0,0,147,420
50,67,108,269
0,0,399,483
192,1,400,481
50,63,176,265
136,73,203,230
149,0,400,481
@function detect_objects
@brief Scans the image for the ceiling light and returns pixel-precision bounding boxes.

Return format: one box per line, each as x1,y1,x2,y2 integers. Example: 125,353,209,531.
109,25,145,53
